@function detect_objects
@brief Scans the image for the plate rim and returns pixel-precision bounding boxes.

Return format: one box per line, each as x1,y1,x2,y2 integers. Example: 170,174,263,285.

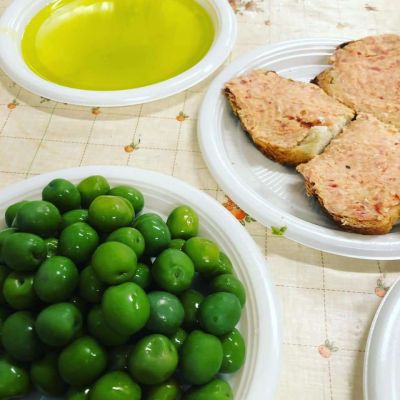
0,0,237,106
0,165,282,399
363,276,400,400
197,37,400,260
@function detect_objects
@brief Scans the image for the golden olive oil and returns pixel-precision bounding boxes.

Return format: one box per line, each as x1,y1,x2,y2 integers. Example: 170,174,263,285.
22,0,215,90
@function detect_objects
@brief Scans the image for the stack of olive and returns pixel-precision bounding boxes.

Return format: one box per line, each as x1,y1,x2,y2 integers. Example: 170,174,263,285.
0,175,246,400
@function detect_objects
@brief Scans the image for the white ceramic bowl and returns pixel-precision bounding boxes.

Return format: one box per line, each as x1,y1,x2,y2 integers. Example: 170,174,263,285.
0,0,236,106
0,166,281,399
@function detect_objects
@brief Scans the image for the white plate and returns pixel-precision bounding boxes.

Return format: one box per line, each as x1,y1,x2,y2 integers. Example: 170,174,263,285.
198,38,400,260
0,166,281,400
0,0,236,106
364,277,400,400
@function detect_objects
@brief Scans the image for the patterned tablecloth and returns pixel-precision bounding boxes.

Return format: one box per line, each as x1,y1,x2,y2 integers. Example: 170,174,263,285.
0,0,399,398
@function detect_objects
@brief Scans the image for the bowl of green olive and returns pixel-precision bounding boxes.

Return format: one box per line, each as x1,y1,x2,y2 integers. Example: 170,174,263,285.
0,165,280,399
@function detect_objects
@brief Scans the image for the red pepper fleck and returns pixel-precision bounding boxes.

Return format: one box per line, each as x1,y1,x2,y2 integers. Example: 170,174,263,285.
374,202,383,214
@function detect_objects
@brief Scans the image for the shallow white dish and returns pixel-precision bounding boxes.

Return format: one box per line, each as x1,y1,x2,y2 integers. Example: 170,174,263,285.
198,37,400,260
364,277,400,400
0,0,236,107
0,165,281,399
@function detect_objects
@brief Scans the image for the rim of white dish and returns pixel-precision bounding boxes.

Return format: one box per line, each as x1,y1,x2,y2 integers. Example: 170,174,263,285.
0,165,281,399
0,0,237,106
363,276,400,400
198,37,400,260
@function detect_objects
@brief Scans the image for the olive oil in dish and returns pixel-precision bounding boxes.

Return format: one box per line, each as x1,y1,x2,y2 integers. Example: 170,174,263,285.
22,0,215,90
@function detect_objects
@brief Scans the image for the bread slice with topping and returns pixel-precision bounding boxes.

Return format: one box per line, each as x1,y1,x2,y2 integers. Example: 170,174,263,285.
314,34,400,128
297,113,400,234
224,70,355,166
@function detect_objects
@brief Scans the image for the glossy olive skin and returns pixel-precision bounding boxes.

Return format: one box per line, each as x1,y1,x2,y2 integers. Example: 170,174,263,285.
88,195,134,233
58,336,107,387
77,175,110,208
183,237,220,277
199,292,241,336
152,249,195,294
30,352,69,396
66,387,90,400
5,200,29,227
89,371,142,400
180,289,204,331
169,328,188,351
14,200,61,237
210,274,246,307
146,379,182,400
0,228,17,264
79,265,105,303
180,330,223,385
88,305,130,347
128,334,178,385
107,227,145,259
220,328,246,373
60,209,89,230
212,252,234,278
102,282,150,336
0,264,9,304
2,311,44,362
59,222,99,265
0,305,12,347
42,178,82,212
131,262,152,290
92,241,137,285
146,291,185,335
109,185,145,214
36,303,82,347
133,213,171,256
2,232,46,272
169,238,186,251
44,237,58,258
34,256,79,303
166,205,199,240
183,379,233,400
3,271,38,310
0,356,31,399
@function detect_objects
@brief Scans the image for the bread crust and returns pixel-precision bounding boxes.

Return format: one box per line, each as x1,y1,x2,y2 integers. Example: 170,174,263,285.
225,87,314,165
314,68,355,107
303,178,400,235
224,71,354,166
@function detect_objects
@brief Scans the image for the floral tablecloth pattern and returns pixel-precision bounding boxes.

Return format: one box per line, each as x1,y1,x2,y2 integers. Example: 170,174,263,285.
0,0,399,399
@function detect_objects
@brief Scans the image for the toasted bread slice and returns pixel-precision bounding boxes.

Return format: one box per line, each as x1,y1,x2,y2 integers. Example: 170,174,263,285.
314,34,400,128
224,70,355,166
297,114,400,234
